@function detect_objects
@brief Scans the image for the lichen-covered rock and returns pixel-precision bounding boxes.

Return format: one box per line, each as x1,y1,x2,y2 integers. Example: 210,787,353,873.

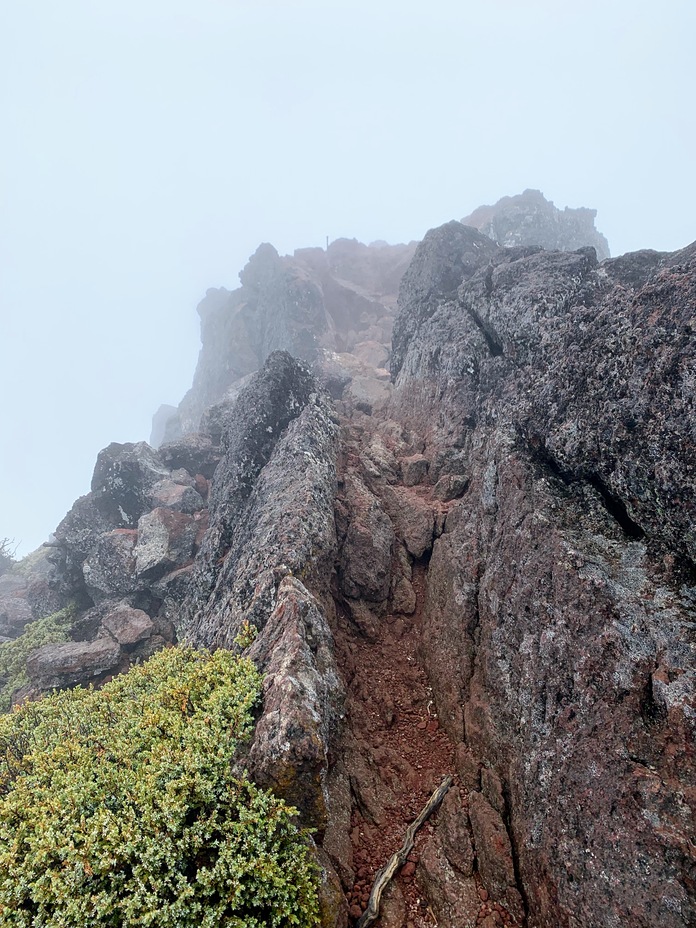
134,508,197,580
50,493,117,602
148,478,204,514
181,351,339,649
336,475,394,602
248,576,344,831
174,352,347,923
0,595,33,639
91,441,170,528
26,636,121,691
433,473,468,501
157,433,221,479
101,603,154,647
380,486,435,559
392,227,696,928
400,453,428,486
82,529,139,602
391,222,497,378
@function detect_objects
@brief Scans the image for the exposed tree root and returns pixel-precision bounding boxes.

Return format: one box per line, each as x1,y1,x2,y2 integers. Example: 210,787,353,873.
355,775,453,928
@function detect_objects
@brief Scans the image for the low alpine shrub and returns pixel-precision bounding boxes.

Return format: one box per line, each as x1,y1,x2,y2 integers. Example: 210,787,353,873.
0,646,320,927
0,605,75,712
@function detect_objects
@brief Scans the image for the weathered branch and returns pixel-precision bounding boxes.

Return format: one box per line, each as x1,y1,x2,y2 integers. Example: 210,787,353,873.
355,774,453,928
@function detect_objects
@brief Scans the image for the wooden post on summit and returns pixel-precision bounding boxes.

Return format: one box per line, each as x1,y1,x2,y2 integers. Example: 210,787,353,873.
355,775,453,928
326,235,329,250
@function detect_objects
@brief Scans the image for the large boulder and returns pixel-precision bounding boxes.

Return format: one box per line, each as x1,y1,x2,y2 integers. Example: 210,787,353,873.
0,594,33,639
90,442,169,528
158,433,221,480
100,603,155,647
134,508,197,580
82,529,139,602
26,636,121,691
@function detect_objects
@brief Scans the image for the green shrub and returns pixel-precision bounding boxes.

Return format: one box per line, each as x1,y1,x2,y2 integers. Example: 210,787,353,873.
0,646,320,927
0,605,75,712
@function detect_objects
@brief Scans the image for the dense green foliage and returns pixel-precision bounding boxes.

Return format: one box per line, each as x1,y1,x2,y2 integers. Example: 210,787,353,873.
0,605,75,712
0,647,320,927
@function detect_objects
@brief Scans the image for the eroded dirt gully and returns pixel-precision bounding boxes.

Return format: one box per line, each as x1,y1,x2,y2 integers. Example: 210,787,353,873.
329,410,524,928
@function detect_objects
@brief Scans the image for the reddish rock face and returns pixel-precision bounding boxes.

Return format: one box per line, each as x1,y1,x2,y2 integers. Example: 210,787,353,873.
390,228,696,928
101,604,154,647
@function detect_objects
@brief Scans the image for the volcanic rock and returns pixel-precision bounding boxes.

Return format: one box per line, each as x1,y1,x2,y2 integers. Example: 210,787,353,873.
462,188,610,260
101,603,154,647
134,508,197,580
336,475,394,602
418,833,480,927
391,227,696,928
148,478,205,514
0,595,33,639
91,442,170,528
157,433,221,479
82,529,139,602
468,791,523,920
26,636,121,690
248,576,343,830
181,351,339,648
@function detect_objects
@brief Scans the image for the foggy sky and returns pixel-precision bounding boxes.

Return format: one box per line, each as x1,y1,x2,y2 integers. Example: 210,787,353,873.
1,0,694,555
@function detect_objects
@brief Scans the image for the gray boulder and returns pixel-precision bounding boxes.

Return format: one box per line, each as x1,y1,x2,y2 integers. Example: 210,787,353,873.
91,441,169,528
135,508,197,580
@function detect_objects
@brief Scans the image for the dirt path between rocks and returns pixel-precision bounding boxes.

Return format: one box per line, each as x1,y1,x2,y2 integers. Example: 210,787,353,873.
332,569,522,928
333,565,454,926
330,413,525,928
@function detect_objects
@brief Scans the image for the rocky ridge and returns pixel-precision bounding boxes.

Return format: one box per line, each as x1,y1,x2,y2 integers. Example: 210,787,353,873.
157,237,417,441
3,195,694,928
462,189,610,260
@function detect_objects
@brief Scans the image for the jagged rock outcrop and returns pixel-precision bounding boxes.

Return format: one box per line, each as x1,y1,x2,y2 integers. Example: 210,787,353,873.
180,351,339,646
12,441,209,699
462,188,610,260
174,351,349,923
389,225,696,928
158,238,416,441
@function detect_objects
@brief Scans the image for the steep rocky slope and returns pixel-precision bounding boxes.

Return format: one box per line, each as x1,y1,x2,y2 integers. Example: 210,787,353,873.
388,225,695,927
3,197,694,928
